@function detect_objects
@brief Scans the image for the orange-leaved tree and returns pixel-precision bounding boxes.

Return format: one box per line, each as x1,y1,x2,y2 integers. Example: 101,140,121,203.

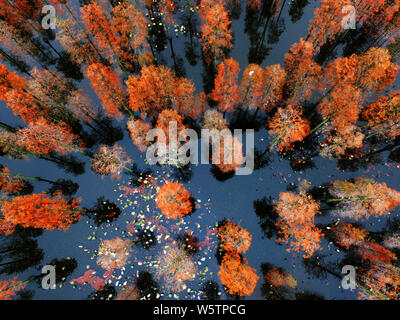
275,190,323,258
0,192,82,232
217,220,252,254
328,178,400,220
200,2,232,65
284,39,321,106
219,252,259,296
15,117,84,155
91,144,132,179
211,58,241,114
362,91,400,140
155,181,192,220
85,63,127,120
0,276,26,300
268,105,310,152
126,65,196,119
127,118,153,153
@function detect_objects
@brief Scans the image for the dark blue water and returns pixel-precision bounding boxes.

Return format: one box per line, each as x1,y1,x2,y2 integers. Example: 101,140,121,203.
1,0,399,300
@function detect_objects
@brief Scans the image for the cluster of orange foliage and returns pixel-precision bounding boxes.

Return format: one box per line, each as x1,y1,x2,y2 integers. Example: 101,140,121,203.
217,221,252,254
96,237,132,272
211,58,240,113
85,63,126,120
0,62,25,100
126,65,201,119
15,117,83,155
155,181,192,220
202,109,228,131
362,91,400,140
0,167,24,195
0,63,44,124
200,1,232,64
264,267,297,288
155,109,187,145
127,118,152,152
329,178,400,220
56,16,99,66
81,2,131,64
212,134,244,173
320,125,365,159
275,190,323,258
0,276,26,300
91,144,132,179
331,223,396,263
112,1,148,52
219,252,259,296
360,261,400,300
0,192,81,233
268,105,310,152
330,222,368,248
239,63,286,112
307,0,386,51
284,39,321,106
155,244,196,292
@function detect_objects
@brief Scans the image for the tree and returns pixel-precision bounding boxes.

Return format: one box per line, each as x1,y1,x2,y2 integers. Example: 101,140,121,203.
212,134,244,173
218,252,259,296
318,84,362,131
211,58,240,113
362,91,400,140
111,1,148,52
155,109,186,145
355,48,399,97
0,167,25,195
275,190,323,258
91,144,132,179
202,109,228,131
217,220,252,254
4,88,43,124
127,118,152,152
330,222,368,248
0,276,26,300
81,2,121,63
359,262,400,300
330,223,396,263
284,39,321,105
200,3,232,64
155,181,192,220
247,0,261,12
85,63,126,120
307,0,386,52
268,105,310,152
155,244,196,292
126,65,196,119
261,64,286,113
0,192,82,232
71,270,106,292
239,64,264,111
264,267,297,288
56,17,99,66
319,124,364,159
328,178,400,220
355,241,396,263
96,238,132,273
15,117,84,155
0,62,25,100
